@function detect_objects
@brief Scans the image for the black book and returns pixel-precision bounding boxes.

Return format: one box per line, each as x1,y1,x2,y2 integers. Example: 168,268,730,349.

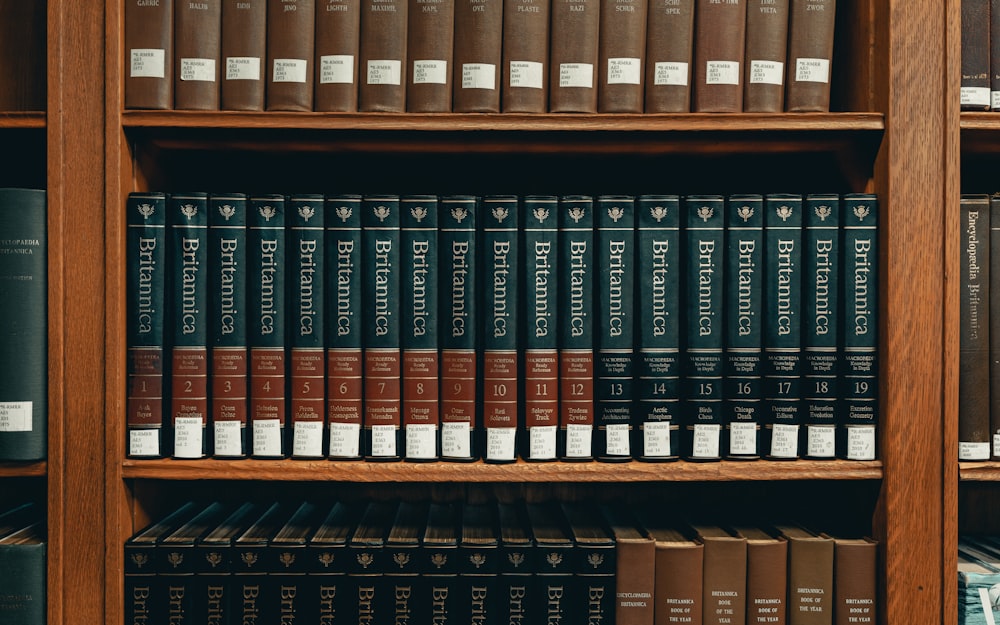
306,501,362,623
193,502,267,625
526,502,576,623
386,501,428,622
992,194,1000,459
497,501,536,625
348,500,398,623
157,501,230,624
421,503,461,624
962,0,992,110
232,502,297,624
561,502,616,624
269,501,326,622
458,502,502,623
0,512,45,625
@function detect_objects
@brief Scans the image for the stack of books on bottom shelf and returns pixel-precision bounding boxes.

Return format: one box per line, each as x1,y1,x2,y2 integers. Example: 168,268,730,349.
959,536,1000,625
123,498,877,625
0,502,46,625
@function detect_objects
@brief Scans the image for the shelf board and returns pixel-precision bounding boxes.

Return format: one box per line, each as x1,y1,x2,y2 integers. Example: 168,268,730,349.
121,458,883,482
959,462,1000,481
0,111,45,129
0,461,46,477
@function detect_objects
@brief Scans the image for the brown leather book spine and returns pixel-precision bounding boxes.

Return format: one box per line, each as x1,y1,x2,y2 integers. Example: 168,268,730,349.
746,537,788,625
221,0,266,111
266,0,316,110
359,0,408,111
549,0,600,112
315,0,362,111
452,0,503,112
125,0,174,109
785,0,836,112
597,0,647,112
653,539,703,625
785,532,834,625
615,538,656,625
693,0,745,112
406,0,455,112
831,538,876,625
0,0,46,110
501,0,550,112
743,0,789,112
699,533,747,625
644,0,694,112
174,0,222,110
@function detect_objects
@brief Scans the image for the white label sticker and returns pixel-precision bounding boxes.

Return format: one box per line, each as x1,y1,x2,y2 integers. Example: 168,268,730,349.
749,59,784,85
692,423,721,458
413,60,448,84
605,423,631,456
180,58,216,82
806,425,836,458
328,422,361,458
559,63,594,88
441,422,471,458
129,429,160,457
213,421,243,457
992,90,1000,111
130,49,166,78
293,421,324,457
509,61,543,89
529,425,557,460
705,60,740,85
405,423,438,460
769,423,800,458
0,402,32,432
367,60,402,85
273,59,308,83
226,56,261,81
963,87,992,107
794,57,830,83
487,427,517,461
320,55,355,84
960,441,991,461
370,424,398,457
654,61,688,86
728,421,757,456
847,426,877,461
252,419,282,457
607,58,641,85
565,423,593,458
643,421,671,457
173,416,204,458
462,63,496,89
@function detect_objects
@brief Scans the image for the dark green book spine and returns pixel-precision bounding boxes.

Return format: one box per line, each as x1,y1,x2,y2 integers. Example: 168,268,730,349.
802,193,840,459
497,503,535,625
636,195,681,461
169,192,210,460
401,195,441,461
439,195,479,461
362,195,402,460
558,195,595,461
482,195,520,463
289,195,326,459
521,195,560,461
724,194,764,460
596,195,636,461
325,194,364,459
0,189,46,461
763,193,803,459
127,191,167,459
209,193,249,458
248,194,287,458
840,193,878,461
992,194,1000,459
683,195,725,461
0,541,46,625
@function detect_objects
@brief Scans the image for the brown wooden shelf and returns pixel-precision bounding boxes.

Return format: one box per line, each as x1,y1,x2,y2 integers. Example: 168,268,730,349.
0,461,46,477
0,111,45,128
958,462,1000,481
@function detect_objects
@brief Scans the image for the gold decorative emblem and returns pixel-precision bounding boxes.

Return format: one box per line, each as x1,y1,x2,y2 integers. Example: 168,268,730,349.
587,553,604,568
357,552,375,569
336,205,353,222
737,205,755,222
508,552,525,568
607,205,625,223
218,204,237,221
853,204,871,221
492,205,510,223
373,205,392,222
546,552,563,568
258,204,277,221
814,204,832,221
206,552,223,568
451,206,469,223
167,552,184,568
775,204,794,222
180,203,198,220
431,553,448,569
137,203,156,219
241,552,258,567
280,552,296,568
131,553,149,568
470,553,487,569
411,205,428,222
649,205,669,223
568,206,587,223
697,205,714,222
393,552,411,568
318,552,335,568
298,204,316,221
533,206,550,222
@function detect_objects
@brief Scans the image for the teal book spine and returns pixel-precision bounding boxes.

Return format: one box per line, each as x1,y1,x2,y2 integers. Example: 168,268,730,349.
521,195,560,461
208,193,249,458
724,194,764,460
0,189,46,462
482,195,520,462
439,195,478,461
763,193,803,459
683,194,725,461
802,193,840,459
636,195,681,461
168,192,210,459
558,195,595,460
840,193,878,461
248,194,288,458
127,191,167,459
401,194,441,461
0,538,45,625
289,194,327,459
362,195,402,460
325,194,364,459
596,195,636,461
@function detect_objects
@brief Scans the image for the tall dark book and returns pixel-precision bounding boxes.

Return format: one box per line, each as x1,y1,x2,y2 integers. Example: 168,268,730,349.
453,0,503,112
993,0,1000,108
439,195,478,461
684,195,725,461
644,0,694,112
125,0,174,109
0,0,45,111
288,195,326,459
400,195,441,461
482,195,520,462
830,535,877,625
306,502,361,623
167,192,210,459
501,0,550,112
457,503,501,623
247,194,288,458
406,0,455,112
359,0,408,111
596,195,636,460
266,0,315,110
689,523,746,625
840,193,878,460
636,195,681,461
526,503,577,623
385,501,427,622
601,506,655,625
346,501,396,624
127,191,168,458
0,189,46,461
743,0,789,112
268,501,325,622
497,501,535,625
562,503,617,624
157,501,231,624
421,503,461,624
522,195,560,461
174,0,222,110
559,195,596,460
232,502,297,624
0,508,45,625
325,194,364,459
776,523,834,625
763,194,803,460
734,525,787,625
992,194,1000,458
548,0,600,112
784,0,837,112
692,0,745,112
724,194,764,460
220,0,266,110
192,502,266,625
597,0,647,112
634,511,703,625
315,0,362,111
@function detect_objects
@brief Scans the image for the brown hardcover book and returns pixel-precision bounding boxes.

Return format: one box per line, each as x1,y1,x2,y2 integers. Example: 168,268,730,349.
0,0,45,110
221,0,266,111
266,0,315,111
743,0,789,112
960,195,991,461
785,0,836,112
453,0,503,112
693,0,745,112
603,507,655,625
549,0,600,112
830,536,876,625
174,0,222,110
125,0,174,109
315,0,362,111
406,0,455,111
501,0,550,112
597,0,647,112
735,526,788,625
359,0,408,111
690,524,746,625
648,527,703,625
777,524,834,625
644,0,694,112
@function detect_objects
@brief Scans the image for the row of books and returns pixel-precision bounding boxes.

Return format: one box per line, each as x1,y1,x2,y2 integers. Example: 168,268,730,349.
124,0,837,114
959,535,1000,625
125,498,877,625
126,191,879,463
961,0,1000,110
0,503,46,625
